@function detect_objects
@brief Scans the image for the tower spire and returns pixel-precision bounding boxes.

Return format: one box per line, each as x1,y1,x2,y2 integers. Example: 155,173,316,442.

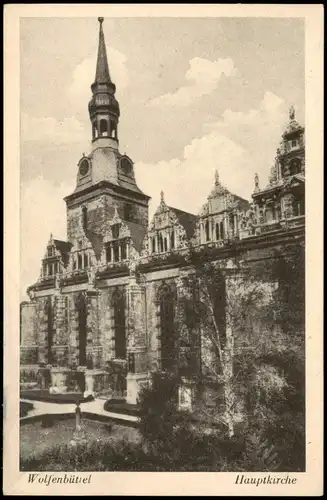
88,17,120,147
95,17,111,84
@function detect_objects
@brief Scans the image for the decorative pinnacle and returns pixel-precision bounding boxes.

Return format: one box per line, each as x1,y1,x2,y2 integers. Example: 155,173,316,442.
254,172,260,190
160,190,165,203
215,169,219,185
98,17,104,25
289,105,295,121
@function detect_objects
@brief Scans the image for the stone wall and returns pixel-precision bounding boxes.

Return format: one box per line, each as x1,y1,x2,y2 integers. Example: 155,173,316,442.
20,302,38,365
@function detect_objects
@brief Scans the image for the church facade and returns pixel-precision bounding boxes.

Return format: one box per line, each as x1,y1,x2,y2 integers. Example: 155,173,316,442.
20,18,305,406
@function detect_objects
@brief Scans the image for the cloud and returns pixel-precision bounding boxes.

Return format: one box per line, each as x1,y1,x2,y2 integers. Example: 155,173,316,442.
20,176,75,300
69,47,129,105
148,56,237,107
214,91,286,130
135,130,252,220
136,92,288,219
21,113,87,144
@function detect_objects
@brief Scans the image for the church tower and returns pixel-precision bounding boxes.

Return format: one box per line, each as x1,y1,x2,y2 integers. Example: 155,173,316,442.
64,18,150,257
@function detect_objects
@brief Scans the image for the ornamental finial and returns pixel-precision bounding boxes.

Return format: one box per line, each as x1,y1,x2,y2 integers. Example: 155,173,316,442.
98,17,104,25
254,172,260,191
215,169,219,185
289,105,295,121
160,190,165,203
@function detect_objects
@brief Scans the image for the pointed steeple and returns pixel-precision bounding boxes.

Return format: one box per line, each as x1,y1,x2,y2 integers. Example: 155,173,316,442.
95,17,111,84
89,17,120,147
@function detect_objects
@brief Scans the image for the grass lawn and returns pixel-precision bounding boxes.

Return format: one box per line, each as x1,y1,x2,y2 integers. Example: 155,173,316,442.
20,417,140,463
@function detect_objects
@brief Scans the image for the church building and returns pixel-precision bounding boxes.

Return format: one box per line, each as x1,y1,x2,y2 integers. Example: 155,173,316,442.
20,18,305,407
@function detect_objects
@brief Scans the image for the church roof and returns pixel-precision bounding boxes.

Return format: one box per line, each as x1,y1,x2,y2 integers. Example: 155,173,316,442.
168,206,197,239
126,221,148,253
94,17,112,84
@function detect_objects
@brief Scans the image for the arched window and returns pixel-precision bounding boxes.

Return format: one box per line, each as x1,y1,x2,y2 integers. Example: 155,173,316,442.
152,236,156,253
170,230,175,250
164,237,168,252
45,297,53,364
121,242,127,260
100,119,108,137
205,220,210,241
158,283,177,371
220,221,224,240
76,293,87,366
112,289,126,359
84,254,88,268
290,159,301,176
110,120,117,139
215,223,219,240
106,244,112,263
78,254,83,269
159,233,164,253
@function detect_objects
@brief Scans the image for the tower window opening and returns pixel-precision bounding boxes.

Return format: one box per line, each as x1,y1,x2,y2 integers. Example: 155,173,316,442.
100,119,108,137
110,120,117,138
93,123,98,139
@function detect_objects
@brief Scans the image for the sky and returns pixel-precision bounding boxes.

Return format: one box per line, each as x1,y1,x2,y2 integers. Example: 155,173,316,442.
20,17,305,300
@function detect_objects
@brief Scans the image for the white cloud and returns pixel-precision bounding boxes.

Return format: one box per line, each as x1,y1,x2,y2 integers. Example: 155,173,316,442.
20,176,75,301
21,113,87,144
148,56,237,107
136,92,289,219
135,130,252,220
215,91,285,129
69,47,129,105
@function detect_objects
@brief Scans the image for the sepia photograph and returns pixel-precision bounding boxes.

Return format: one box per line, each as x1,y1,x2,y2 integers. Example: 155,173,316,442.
4,4,323,496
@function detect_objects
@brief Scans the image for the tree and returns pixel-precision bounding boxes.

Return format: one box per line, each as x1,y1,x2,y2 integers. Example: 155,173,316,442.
180,245,305,466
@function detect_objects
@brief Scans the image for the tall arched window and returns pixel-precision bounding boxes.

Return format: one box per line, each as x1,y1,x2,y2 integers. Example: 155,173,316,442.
205,220,210,241
100,119,108,137
170,230,175,250
76,292,87,366
152,236,156,253
220,221,224,240
45,297,53,364
84,254,88,268
215,223,219,240
159,233,164,253
78,254,83,269
112,289,126,359
158,283,176,371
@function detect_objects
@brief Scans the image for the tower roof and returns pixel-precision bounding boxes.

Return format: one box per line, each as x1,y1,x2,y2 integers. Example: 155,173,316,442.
94,17,111,84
